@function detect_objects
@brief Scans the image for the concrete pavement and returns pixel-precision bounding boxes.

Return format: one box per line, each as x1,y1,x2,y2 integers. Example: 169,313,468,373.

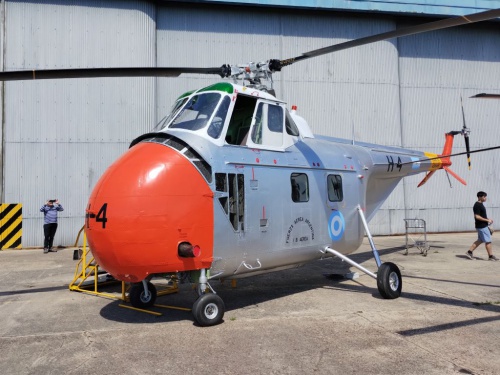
0,232,499,375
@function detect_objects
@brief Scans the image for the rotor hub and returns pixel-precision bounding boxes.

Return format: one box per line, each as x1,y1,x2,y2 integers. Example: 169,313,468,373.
220,60,281,91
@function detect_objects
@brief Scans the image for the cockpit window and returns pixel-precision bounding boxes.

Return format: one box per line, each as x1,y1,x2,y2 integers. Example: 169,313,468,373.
153,97,189,132
207,96,231,139
169,93,222,131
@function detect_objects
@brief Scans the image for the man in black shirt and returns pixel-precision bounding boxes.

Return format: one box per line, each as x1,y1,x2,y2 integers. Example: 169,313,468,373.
466,191,498,261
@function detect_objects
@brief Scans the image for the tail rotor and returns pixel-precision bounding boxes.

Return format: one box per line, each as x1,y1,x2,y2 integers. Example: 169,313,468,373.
460,96,471,170
417,96,473,188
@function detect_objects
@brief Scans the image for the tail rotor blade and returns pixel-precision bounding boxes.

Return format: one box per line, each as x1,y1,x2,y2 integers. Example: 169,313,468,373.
417,170,436,188
460,96,471,170
443,166,467,186
464,135,471,170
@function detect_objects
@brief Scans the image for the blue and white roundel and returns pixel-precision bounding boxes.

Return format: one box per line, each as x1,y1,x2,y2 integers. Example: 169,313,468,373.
328,211,345,241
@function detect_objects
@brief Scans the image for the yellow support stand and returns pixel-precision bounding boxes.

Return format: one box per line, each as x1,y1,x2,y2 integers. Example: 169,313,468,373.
68,226,118,300
73,224,85,247
118,304,163,316
69,226,185,315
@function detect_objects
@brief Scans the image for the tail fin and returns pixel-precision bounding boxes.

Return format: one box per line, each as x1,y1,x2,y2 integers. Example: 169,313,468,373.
417,132,466,187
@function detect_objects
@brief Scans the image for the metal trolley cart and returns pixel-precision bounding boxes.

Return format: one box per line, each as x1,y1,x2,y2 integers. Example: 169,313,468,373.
404,218,429,256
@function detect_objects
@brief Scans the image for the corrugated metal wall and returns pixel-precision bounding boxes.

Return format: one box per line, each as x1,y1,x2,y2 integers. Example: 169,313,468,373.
1,1,499,246
3,0,157,247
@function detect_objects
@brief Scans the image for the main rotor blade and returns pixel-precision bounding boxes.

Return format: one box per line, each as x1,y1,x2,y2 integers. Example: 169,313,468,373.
280,8,500,67
400,145,500,166
0,67,224,81
471,93,500,99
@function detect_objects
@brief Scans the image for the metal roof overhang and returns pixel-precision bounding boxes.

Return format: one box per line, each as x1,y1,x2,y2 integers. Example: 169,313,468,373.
155,0,500,17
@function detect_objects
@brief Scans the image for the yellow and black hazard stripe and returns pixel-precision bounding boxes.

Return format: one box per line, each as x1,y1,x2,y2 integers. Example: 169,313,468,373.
0,204,22,249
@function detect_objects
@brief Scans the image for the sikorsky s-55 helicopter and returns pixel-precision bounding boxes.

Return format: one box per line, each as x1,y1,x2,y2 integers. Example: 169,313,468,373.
2,8,499,326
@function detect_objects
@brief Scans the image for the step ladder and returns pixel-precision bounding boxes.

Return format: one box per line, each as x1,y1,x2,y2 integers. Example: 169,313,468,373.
69,226,179,303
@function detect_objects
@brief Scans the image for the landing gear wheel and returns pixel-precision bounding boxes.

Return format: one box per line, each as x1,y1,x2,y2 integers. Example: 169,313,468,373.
192,293,225,327
377,262,402,299
129,281,157,308
422,246,429,257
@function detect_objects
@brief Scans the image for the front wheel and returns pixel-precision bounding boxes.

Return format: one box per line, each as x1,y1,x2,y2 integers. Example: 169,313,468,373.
377,262,402,299
129,281,157,308
192,293,225,327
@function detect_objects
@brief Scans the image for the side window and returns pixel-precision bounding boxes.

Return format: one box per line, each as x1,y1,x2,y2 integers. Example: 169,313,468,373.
215,172,245,232
327,174,343,202
285,110,300,136
250,102,284,147
268,104,283,132
291,173,309,202
251,103,264,144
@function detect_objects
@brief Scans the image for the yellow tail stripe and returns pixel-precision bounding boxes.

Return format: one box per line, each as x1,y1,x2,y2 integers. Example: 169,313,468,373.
424,152,442,171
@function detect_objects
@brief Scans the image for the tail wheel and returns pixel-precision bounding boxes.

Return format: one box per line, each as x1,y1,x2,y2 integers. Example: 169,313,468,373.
377,262,402,299
192,293,225,327
129,281,157,308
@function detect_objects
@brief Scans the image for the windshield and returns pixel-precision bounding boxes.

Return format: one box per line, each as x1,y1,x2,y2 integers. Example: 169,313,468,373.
169,93,222,131
153,97,189,132
207,95,230,139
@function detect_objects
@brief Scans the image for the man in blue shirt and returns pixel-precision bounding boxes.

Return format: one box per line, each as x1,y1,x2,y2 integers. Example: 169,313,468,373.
40,199,64,253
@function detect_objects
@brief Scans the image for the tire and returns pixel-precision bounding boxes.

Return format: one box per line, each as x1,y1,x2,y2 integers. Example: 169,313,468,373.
377,262,402,299
192,293,225,327
129,281,157,308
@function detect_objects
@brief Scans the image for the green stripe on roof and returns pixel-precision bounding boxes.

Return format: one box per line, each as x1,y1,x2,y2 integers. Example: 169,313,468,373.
197,82,234,94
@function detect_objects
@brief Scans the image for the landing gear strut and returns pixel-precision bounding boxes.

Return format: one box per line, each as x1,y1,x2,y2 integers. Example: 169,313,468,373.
129,280,157,308
323,205,403,299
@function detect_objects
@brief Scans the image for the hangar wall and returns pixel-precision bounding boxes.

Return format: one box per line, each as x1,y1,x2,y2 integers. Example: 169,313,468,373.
1,0,499,247
2,0,158,247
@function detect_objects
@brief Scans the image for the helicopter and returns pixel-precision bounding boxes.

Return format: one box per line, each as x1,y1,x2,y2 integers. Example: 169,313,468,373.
1,8,499,326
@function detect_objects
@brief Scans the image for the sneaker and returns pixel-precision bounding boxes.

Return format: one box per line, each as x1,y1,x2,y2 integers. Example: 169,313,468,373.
489,255,499,261
465,251,475,260
43,248,48,254
48,248,57,253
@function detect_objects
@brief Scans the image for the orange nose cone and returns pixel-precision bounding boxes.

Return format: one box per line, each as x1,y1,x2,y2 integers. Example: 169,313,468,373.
86,142,214,282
